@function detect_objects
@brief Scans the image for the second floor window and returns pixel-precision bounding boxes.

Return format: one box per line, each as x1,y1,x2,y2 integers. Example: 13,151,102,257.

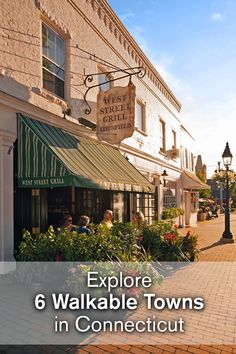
172,130,177,149
185,148,189,169
98,72,112,92
42,23,65,99
159,119,166,152
190,153,194,171
135,102,145,131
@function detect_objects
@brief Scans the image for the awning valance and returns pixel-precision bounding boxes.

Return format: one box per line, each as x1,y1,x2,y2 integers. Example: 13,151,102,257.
17,114,153,193
181,170,210,190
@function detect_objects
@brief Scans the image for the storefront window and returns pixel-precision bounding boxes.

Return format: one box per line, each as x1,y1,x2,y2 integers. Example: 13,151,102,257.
113,193,124,222
80,190,101,223
132,193,155,224
47,187,72,227
163,181,176,208
191,192,198,212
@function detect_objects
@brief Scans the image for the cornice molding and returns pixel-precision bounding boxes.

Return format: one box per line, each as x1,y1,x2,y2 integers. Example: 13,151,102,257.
85,0,181,112
36,0,72,38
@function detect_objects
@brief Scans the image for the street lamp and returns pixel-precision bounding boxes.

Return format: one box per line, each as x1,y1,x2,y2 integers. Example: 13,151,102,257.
221,142,234,242
161,169,168,187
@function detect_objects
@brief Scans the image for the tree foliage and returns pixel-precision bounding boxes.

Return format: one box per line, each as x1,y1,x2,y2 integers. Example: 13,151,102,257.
196,171,212,199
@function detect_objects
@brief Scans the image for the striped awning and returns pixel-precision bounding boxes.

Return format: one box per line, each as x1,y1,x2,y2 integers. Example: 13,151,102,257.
17,114,153,192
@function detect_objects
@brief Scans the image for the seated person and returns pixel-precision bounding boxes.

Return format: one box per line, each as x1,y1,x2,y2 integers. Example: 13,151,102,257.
134,211,145,230
77,215,91,235
100,210,113,229
62,214,76,232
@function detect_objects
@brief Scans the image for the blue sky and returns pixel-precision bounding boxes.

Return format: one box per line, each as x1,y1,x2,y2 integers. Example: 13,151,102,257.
108,0,236,176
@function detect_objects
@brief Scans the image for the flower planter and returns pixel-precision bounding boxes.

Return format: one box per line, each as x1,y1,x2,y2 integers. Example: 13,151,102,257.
197,212,206,221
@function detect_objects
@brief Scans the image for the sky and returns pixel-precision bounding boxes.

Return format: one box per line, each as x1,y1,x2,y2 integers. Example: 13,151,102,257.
108,0,236,177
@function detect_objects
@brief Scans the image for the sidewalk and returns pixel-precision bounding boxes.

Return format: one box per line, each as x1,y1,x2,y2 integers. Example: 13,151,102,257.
76,214,236,353
179,213,236,261
1,215,236,354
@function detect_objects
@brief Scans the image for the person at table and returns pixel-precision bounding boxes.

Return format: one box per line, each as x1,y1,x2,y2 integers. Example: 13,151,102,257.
100,210,113,229
62,214,76,232
77,215,92,235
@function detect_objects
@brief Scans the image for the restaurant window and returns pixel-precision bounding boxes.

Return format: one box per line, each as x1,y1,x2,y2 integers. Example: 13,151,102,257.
135,101,146,132
132,193,155,224
113,193,124,222
42,23,65,99
159,119,166,152
47,187,72,228
163,181,176,208
80,190,101,223
191,192,198,212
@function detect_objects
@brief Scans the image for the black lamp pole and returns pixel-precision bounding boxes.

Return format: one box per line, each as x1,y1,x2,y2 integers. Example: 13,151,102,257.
221,142,234,242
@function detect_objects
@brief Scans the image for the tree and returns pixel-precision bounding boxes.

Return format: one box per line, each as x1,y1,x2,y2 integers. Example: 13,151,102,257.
196,171,212,199
211,170,236,207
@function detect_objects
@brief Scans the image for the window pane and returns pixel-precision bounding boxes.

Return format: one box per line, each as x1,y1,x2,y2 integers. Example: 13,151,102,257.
42,23,65,99
159,120,165,150
42,24,48,57
56,36,65,68
136,103,143,130
172,130,176,148
43,58,65,80
43,69,64,99
47,27,56,63
99,73,111,91
163,183,176,208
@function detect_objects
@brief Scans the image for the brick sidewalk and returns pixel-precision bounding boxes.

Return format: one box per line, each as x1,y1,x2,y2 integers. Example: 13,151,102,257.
179,213,236,261
1,215,236,354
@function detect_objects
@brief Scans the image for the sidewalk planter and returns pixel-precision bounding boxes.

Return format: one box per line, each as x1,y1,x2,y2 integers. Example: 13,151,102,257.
197,212,206,221
189,211,198,227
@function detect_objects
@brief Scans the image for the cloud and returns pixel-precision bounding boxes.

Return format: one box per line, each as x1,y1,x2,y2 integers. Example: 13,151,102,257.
152,56,194,105
119,12,136,22
211,12,222,21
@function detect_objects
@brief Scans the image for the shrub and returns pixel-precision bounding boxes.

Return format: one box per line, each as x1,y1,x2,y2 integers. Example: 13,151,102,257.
181,231,199,261
140,221,189,261
162,207,184,220
16,224,125,262
16,220,198,262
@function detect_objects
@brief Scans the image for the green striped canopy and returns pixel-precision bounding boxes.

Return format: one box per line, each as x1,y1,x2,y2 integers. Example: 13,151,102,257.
17,114,153,192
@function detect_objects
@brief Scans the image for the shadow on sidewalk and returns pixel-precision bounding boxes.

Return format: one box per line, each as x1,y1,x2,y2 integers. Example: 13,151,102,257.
200,240,222,252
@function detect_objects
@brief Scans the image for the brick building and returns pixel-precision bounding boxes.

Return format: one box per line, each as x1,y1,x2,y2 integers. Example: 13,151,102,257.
0,0,208,268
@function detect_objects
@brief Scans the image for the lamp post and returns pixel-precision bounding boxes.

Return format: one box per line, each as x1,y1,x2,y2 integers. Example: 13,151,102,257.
221,142,234,242
161,169,168,187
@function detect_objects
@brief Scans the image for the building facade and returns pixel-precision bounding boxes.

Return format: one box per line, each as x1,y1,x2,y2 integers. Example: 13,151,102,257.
0,0,207,267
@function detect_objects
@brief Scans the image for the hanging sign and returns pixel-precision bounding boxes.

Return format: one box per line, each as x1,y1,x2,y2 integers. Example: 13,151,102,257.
96,82,135,144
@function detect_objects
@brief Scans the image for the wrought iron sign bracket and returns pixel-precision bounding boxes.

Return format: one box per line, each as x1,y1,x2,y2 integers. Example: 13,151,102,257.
83,66,145,115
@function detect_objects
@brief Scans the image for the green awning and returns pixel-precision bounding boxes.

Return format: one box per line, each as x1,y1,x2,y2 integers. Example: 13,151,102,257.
17,114,153,193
